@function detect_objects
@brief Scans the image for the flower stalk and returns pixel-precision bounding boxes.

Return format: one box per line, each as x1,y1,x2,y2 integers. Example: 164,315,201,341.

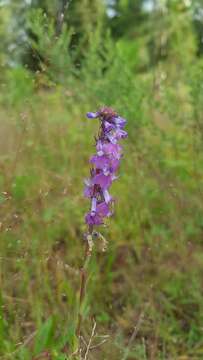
76,226,93,339
75,107,127,350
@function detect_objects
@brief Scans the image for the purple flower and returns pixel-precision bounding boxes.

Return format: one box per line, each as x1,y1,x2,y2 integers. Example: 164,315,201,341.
90,197,97,215
112,116,127,128
92,173,112,189
96,141,122,160
90,155,119,172
102,189,112,203
84,179,94,198
84,107,127,227
87,112,99,119
106,133,117,144
107,129,128,144
85,201,111,225
110,158,120,171
103,121,116,132
97,202,111,217
115,128,128,139
90,155,110,169
85,212,103,225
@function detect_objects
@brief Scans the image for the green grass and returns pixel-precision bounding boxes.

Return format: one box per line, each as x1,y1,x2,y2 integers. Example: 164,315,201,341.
1,1,203,358
0,80,203,359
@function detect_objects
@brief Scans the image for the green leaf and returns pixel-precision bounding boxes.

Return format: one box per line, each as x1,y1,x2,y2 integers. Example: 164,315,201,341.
34,317,55,356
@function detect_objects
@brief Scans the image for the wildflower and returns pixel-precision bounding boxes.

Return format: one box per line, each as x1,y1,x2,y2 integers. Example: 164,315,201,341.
87,112,99,119
85,201,111,226
96,141,122,159
84,107,127,227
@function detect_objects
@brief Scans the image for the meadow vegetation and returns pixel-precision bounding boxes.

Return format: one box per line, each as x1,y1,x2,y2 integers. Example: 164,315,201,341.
0,1,203,359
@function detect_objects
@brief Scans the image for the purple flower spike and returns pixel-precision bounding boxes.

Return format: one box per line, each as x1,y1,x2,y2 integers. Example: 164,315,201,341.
84,107,127,227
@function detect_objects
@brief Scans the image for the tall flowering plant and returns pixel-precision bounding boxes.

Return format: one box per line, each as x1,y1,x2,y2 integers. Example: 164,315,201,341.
84,107,127,227
76,107,127,347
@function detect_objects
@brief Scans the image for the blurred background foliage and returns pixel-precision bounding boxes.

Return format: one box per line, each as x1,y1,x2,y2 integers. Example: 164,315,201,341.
1,0,203,359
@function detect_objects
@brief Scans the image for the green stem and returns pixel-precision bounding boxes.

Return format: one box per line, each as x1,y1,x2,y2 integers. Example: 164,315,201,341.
76,226,93,340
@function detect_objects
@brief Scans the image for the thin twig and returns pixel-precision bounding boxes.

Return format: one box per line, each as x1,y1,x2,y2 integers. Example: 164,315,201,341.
80,336,88,348
84,320,97,360
89,338,109,350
